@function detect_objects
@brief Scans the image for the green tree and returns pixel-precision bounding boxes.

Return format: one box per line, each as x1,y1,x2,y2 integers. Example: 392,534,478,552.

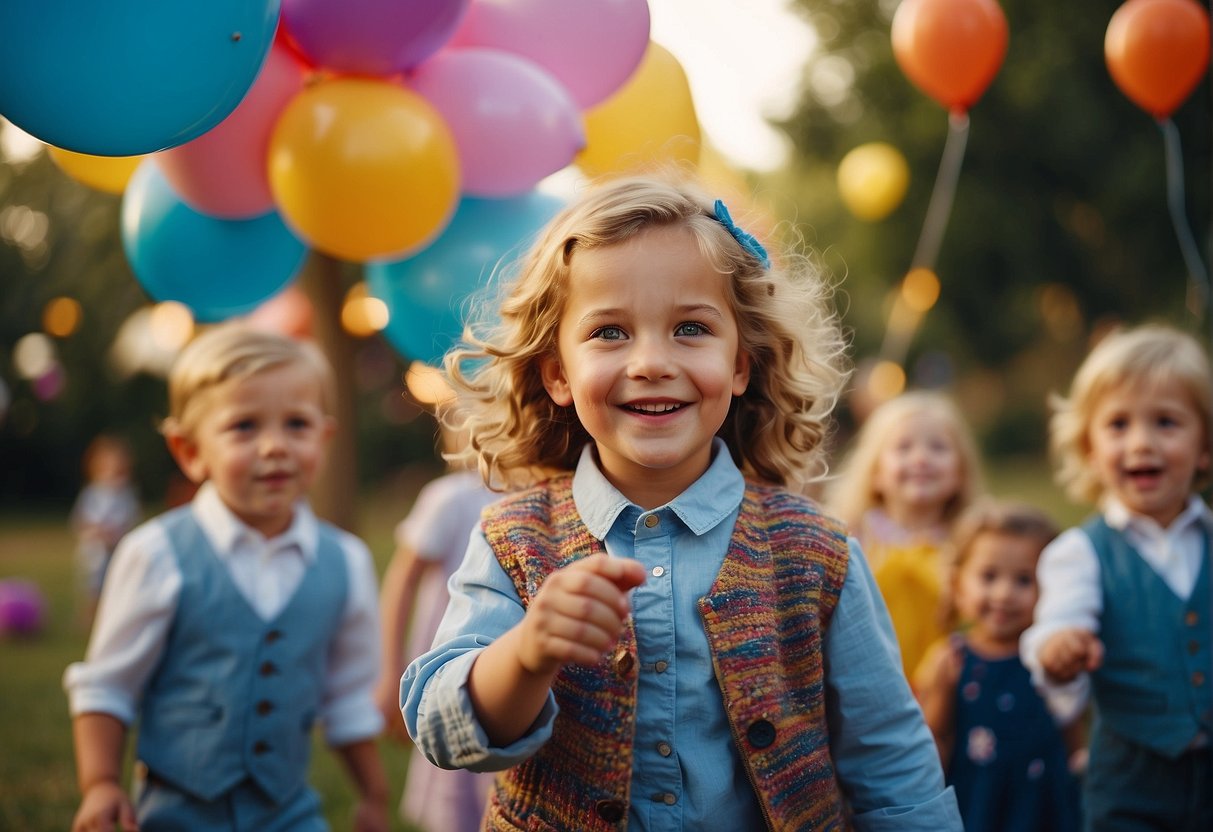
775,0,1210,451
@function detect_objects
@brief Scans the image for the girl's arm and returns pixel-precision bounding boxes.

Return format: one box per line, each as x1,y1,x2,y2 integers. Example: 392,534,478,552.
825,540,962,827
332,737,390,832
912,637,962,767
467,553,646,746
71,712,137,832
374,543,432,742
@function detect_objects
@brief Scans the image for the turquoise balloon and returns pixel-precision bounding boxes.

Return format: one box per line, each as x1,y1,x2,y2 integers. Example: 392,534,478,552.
367,191,564,365
0,1,279,156
121,162,307,322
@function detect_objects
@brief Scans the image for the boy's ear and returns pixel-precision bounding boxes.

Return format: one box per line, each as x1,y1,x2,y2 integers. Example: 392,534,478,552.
165,430,207,485
539,353,573,407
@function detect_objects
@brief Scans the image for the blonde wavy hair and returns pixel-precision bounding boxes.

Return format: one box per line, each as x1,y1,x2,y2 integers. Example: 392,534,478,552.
827,390,984,530
162,324,335,438
1049,323,1212,505
441,174,850,491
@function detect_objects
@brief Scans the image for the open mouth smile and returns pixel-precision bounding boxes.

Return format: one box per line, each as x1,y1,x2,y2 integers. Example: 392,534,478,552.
622,402,687,415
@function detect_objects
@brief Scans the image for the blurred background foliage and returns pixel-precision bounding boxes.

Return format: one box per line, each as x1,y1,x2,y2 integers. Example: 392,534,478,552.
1,0,1210,515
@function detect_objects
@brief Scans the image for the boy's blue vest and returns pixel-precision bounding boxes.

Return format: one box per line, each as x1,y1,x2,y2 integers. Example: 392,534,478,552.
135,506,349,802
1084,516,1212,758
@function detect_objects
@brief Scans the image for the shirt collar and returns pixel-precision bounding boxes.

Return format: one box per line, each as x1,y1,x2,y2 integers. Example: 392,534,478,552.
1102,493,1213,536
190,481,317,562
571,438,746,539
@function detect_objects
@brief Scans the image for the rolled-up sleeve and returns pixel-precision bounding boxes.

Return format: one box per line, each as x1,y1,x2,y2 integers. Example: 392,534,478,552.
825,538,962,830
401,528,557,772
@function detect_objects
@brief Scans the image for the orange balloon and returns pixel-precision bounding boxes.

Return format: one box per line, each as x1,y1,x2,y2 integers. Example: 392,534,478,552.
1105,0,1210,118
891,0,1009,112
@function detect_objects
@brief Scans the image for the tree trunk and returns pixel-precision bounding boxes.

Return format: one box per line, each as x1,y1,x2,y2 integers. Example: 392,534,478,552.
299,251,360,533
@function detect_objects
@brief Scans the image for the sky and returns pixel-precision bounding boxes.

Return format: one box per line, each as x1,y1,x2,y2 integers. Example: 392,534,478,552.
649,0,816,172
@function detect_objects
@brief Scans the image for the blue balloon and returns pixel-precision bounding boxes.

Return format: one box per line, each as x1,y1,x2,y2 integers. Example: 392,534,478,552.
367,192,564,365
0,1,279,156
121,162,307,322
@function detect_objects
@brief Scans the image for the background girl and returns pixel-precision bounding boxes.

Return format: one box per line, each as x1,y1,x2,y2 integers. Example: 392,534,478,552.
916,500,1082,832
400,174,961,831
828,390,985,678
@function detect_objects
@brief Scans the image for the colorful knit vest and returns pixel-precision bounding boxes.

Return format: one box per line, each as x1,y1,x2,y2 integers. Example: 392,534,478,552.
480,475,851,831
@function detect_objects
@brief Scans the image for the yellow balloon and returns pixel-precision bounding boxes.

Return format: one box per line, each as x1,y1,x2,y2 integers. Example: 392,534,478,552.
268,77,461,263
578,41,701,178
47,145,142,195
837,142,910,222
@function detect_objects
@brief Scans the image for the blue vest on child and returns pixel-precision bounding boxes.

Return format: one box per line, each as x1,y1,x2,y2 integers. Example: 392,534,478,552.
135,506,349,803
1083,516,1212,758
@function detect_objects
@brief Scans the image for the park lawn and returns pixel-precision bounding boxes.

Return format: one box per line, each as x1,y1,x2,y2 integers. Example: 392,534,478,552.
0,456,1081,829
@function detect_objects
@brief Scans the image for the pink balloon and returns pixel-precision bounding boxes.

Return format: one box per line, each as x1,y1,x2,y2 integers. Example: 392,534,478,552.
451,0,650,109
281,0,470,76
409,48,584,197
154,44,306,219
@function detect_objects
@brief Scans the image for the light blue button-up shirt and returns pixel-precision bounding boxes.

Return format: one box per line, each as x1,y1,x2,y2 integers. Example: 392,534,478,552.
403,441,960,830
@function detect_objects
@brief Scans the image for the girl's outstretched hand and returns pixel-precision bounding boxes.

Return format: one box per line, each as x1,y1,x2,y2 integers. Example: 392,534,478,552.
518,554,647,675
1039,627,1104,682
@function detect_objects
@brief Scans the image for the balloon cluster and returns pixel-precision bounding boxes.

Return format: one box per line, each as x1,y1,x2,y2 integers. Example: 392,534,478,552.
2,0,704,352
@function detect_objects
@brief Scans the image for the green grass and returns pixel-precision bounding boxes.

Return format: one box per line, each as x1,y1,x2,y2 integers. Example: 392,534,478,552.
0,456,1077,829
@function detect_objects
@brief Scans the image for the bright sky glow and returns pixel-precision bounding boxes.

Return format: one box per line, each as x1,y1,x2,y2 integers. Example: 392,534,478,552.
650,0,815,172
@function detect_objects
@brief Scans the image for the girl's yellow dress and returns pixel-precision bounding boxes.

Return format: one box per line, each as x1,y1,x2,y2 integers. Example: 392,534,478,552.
856,510,947,680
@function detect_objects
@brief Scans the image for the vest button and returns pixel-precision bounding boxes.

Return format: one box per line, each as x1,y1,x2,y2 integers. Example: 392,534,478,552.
1194,671,1206,687
747,719,776,749
654,660,668,673
265,629,283,644
1190,640,1201,656
252,740,271,755
595,799,625,822
1186,611,1199,627
259,661,278,676
651,792,676,805
613,648,634,676
256,700,274,716
657,741,672,757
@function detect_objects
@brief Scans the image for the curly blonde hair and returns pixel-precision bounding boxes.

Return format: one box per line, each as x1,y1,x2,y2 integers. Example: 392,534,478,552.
441,174,850,491
826,390,985,531
1049,323,1213,505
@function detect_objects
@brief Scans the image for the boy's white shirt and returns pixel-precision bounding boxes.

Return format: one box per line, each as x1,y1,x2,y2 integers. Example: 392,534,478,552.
62,481,384,746
1020,493,1213,723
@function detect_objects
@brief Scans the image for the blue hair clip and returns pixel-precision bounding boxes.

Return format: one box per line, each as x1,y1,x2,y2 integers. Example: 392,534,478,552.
713,199,770,269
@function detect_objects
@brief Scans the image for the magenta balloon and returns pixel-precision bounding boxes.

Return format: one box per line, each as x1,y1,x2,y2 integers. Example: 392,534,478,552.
154,44,307,219
450,0,650,109
410,48,583,197
281,0,469,76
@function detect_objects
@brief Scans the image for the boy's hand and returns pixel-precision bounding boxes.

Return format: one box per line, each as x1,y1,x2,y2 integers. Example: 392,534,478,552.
518,554,647,675
351,797,390,832
72,780,138,832
373,674,409,744
1039,627,1103,682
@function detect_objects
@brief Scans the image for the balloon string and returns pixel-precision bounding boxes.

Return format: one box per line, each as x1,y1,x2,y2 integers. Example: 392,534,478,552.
880,111,971,365
911,111,970,269
1158,117,1211,320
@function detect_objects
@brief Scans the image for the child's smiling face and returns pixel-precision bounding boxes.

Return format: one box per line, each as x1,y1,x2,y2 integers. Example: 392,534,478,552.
1086,377,1209,527
540,225,751,508
170,362,334,538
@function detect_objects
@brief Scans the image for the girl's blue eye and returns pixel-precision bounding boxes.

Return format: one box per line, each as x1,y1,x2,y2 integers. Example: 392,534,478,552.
232,419,256,433
592,326,625,341
288,416,312,430
675,322,706,337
